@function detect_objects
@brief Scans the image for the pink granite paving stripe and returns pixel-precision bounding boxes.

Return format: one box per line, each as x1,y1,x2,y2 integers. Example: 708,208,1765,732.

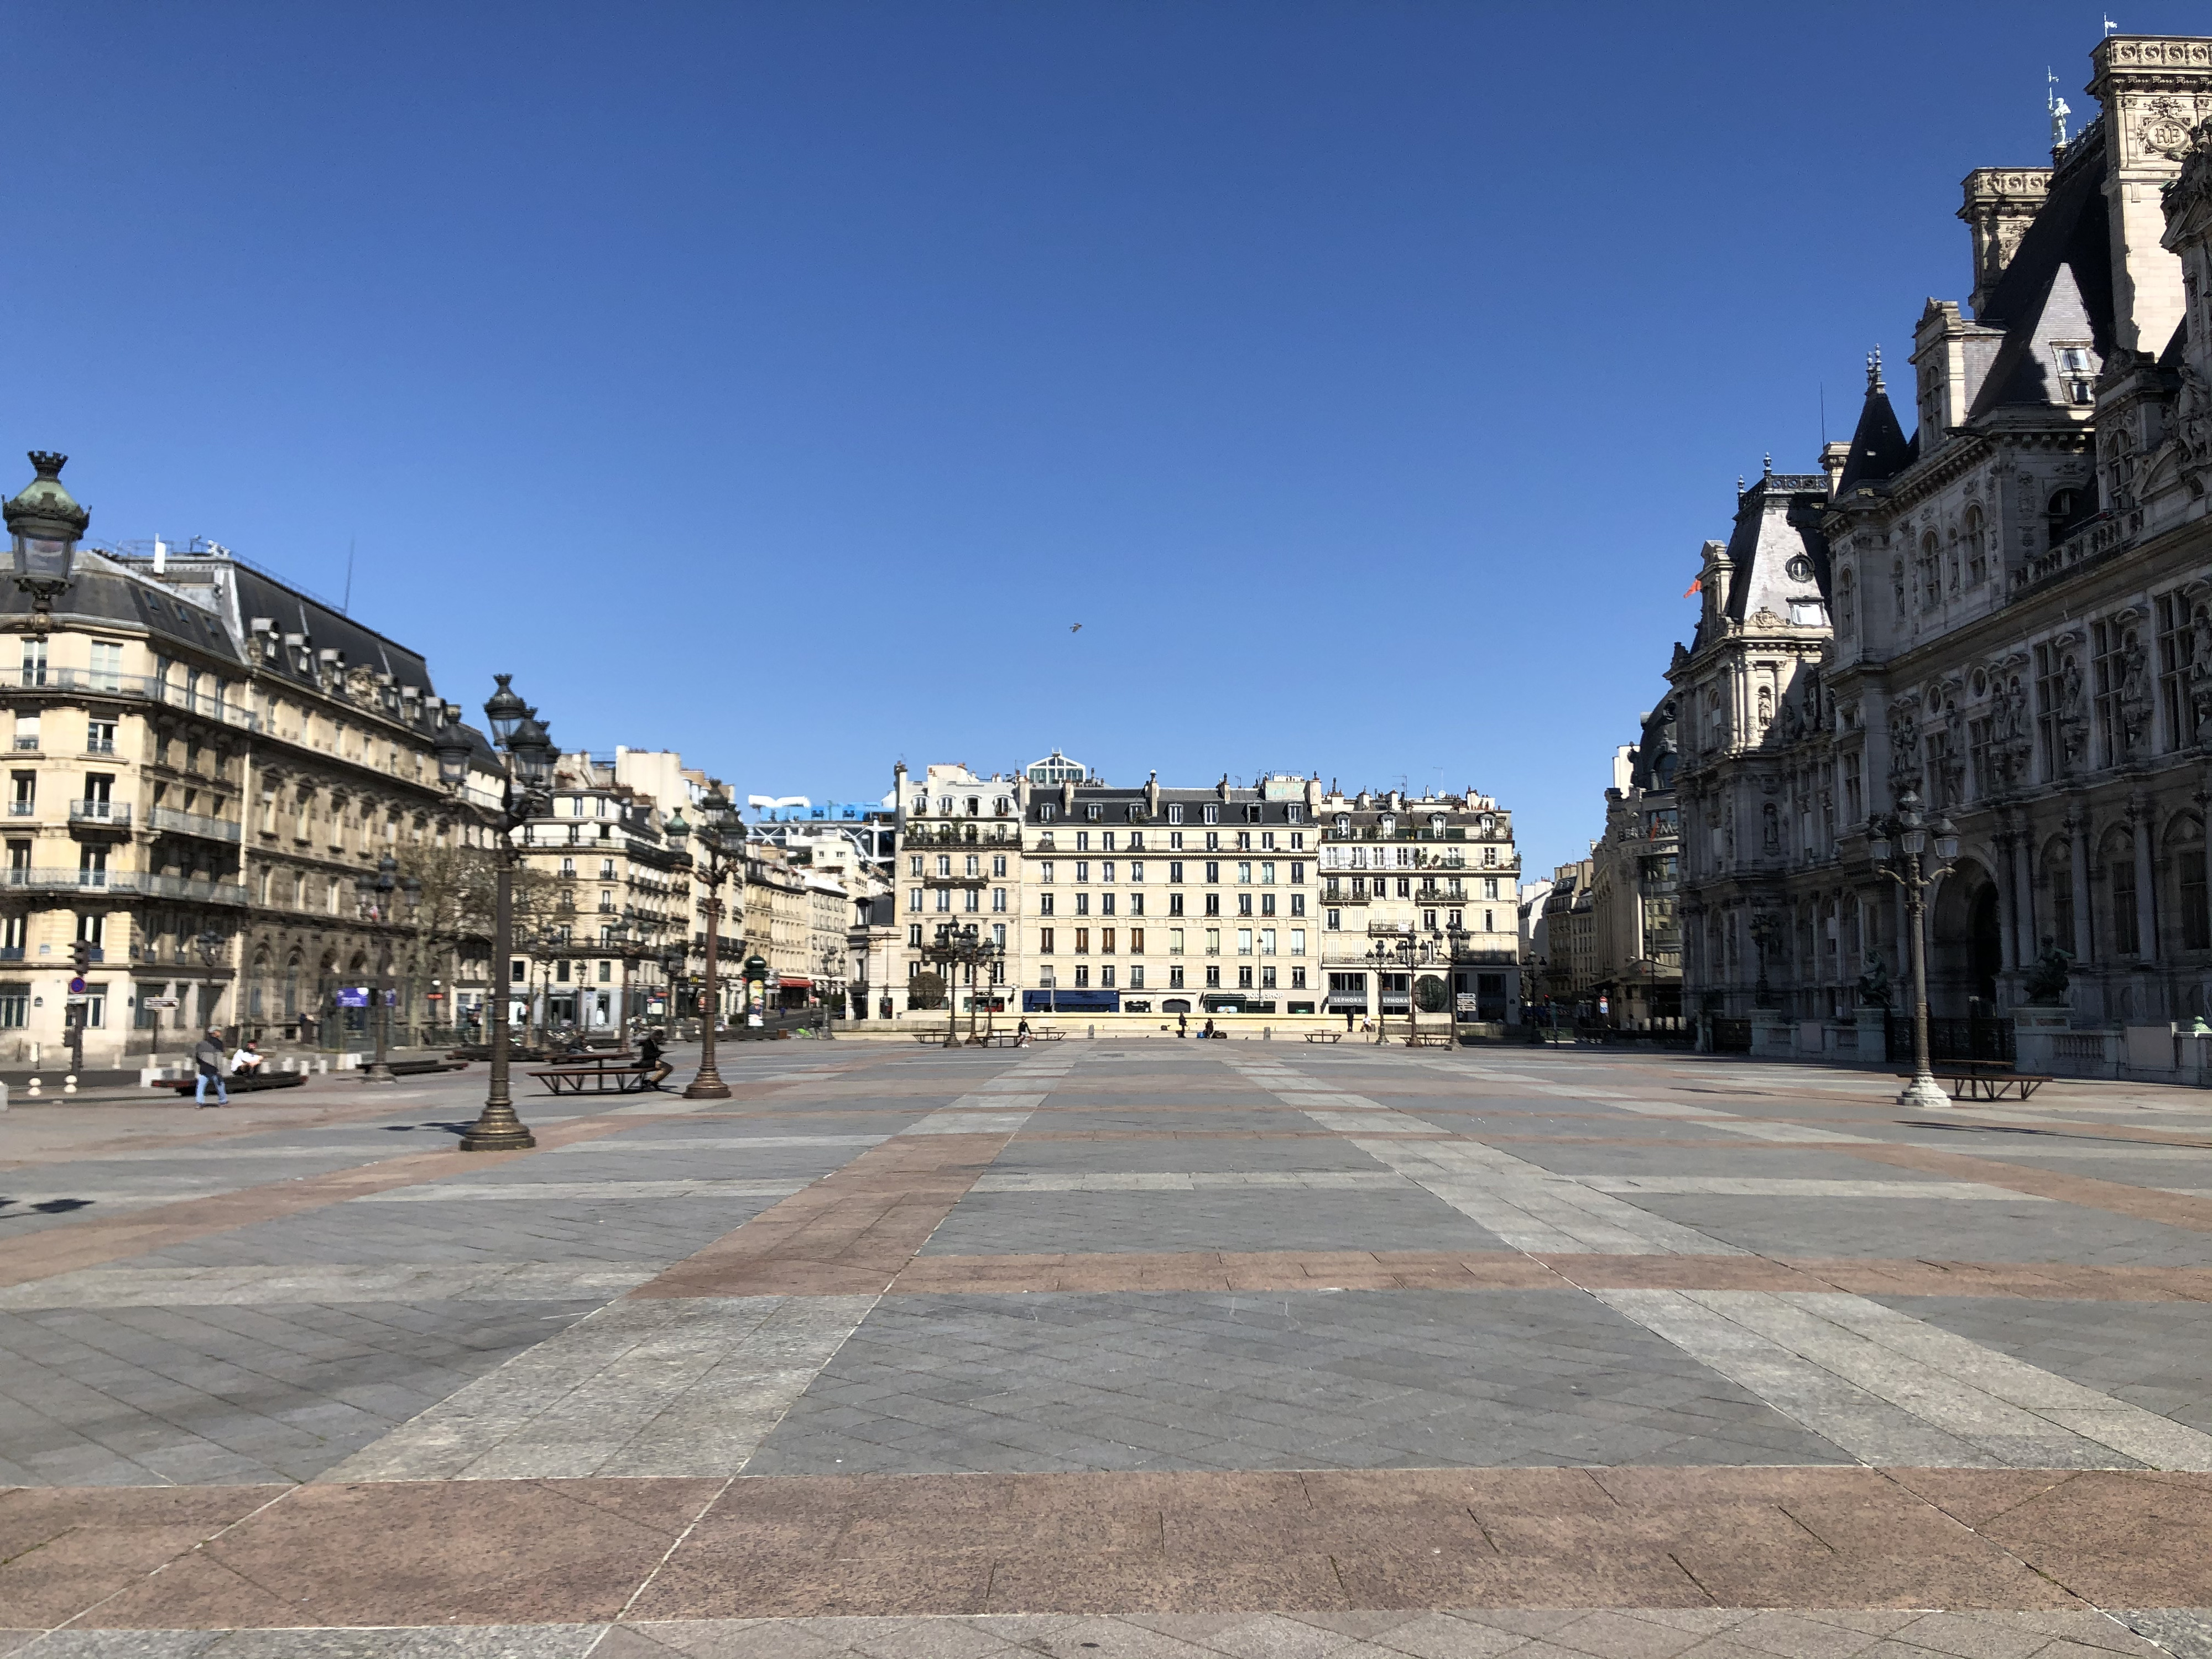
628,1131,1015,1298
24,1469,2210,1628
1841,1141,2212,1234
883,1250,2212,1299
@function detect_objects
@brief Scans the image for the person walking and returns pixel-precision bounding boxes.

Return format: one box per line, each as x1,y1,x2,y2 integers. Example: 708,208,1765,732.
637,1032,673,1089
192,1028,228,1108
1016,1018,1031,1046
1176,1011,1187,1039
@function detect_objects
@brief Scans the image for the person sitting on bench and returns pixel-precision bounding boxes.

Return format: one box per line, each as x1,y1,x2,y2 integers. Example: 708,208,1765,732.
638,1034,672,1090
230,1039,266,1077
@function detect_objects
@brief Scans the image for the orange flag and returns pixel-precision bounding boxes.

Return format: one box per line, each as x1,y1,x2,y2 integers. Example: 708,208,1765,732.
1682,576,1702,598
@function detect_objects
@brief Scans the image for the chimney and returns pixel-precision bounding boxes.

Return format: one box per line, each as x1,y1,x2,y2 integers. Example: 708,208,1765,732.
1819,440,1851,498
1957,166,2052,317
2088,36,2212,354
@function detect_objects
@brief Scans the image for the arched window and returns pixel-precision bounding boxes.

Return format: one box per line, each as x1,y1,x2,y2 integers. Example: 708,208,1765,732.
2105,827,2142,957
1963,506,1987,585
1837,566,1857,638
1918,533,1941,609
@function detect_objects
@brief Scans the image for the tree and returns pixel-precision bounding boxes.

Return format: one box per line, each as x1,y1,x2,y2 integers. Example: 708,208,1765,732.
396,843,560,1040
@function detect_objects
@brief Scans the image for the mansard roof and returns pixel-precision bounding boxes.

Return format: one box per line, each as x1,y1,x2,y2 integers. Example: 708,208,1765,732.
1720,472,1832,622
1835,375,1914,493
1966,127,2118,418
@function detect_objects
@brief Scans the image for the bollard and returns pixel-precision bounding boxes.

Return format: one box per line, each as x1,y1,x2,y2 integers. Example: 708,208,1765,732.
25,1076,39,1096
1264,1027,1271,1040
1088,1024,1095,1040
62,1074,77,1095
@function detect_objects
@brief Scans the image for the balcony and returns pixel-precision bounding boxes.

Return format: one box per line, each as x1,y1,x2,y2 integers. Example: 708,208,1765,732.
11,667,265,734
69,801,132,830
0,868,247,905
6,801,30,817
148,806,242,843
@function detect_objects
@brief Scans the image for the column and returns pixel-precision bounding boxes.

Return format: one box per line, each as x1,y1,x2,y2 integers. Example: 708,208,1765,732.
2068,812,2094,967
2132,800,2157,961
1995,832,2020,973
2012,820,2038,961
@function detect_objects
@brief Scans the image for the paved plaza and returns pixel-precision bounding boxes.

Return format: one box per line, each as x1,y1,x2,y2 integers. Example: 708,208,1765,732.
1,1040,2210,1657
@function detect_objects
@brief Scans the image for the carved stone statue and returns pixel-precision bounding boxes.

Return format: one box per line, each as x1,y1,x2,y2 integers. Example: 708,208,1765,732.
1855,948,1892,1010
1761,801,1780,853
2180,363,2212,462
2023,935,2074,1005
2059,655,2084,719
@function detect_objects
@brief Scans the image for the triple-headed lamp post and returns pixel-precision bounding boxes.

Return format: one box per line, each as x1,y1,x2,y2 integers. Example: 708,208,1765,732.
666,787,742,1099
433,674,557,1152
1868,790,1961,1110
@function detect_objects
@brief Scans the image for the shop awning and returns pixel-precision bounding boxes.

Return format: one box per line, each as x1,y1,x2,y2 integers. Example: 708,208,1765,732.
778,976,811,989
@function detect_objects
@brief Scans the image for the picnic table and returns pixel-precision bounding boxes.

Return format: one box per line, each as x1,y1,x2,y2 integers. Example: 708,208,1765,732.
1305,1031,1344,1043
1900,1061,2051,1102
1027,1026,1067,1042
525,1052,650,1096
1406,1032,1455,1048
971,1031,1022,1047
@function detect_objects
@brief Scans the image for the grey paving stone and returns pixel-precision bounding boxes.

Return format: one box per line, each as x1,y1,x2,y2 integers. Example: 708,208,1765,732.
918,1187,1509,1255
744,1288,1851,1475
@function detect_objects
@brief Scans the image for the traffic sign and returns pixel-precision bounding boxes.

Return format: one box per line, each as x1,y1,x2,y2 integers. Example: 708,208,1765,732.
67,976,86,995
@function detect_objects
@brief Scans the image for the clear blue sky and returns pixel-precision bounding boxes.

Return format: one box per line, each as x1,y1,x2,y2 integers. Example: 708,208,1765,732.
6,2,2192,875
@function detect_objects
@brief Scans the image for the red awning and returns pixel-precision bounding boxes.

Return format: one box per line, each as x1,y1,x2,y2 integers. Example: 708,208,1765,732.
779,976,812,989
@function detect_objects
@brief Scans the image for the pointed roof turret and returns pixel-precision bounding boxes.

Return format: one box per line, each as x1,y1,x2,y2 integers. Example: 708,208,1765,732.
1835,350,1913,493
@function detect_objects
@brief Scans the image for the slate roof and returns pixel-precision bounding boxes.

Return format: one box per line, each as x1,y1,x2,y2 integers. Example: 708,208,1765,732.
1721,474,1832,620
1967,127,2119,417
1835,378,1914,493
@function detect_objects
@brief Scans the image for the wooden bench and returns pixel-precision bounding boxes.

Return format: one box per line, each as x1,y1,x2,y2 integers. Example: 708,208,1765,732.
972,1030,1022,1047
1898,1062,2053,1102
1027,1026,1067,1042
388,1058,467,1077
528,1063,657,1096
150,1071,306,1095
1405,1032,1455,1048
913,1030,954,1046
1305,1031,1344,1043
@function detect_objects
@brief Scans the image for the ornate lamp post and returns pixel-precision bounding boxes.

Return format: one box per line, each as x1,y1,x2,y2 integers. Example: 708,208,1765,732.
666,788,742,1099
432,675,556,1152
4,452,84,640
917,922,1000,1046
355,852,422,1084
1869,790,1960,1110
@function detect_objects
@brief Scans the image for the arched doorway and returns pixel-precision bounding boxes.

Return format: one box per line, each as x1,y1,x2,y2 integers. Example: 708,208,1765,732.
1929,862,2002,1015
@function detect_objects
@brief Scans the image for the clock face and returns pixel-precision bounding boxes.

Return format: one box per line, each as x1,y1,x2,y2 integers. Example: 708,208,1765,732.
1785,554,1815,582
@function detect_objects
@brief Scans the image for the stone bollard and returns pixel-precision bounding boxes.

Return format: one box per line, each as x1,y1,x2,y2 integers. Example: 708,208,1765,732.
1264,1027,1271,1040
1087,1024,1095,1039
25,1076,39,1096
62,1074,77,1095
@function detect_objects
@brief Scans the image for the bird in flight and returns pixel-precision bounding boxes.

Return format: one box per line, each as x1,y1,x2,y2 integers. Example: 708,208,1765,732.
1070,623,1083,633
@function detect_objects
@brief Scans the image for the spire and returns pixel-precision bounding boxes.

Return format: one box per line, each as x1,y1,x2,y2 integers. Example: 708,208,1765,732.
1837,351,1913,494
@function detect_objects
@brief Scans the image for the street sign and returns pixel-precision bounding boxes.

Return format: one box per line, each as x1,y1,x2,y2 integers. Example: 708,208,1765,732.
67,976,85,995
335,987,369,1009
144,997,179,1009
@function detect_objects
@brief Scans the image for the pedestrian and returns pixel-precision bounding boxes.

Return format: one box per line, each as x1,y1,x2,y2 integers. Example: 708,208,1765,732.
1016,1018,1031,1046
1202,1017,1215,1041
192,1028,228,1108
1176,1011,1187,1039
638,1032,672,1090
1343,1008,1353,1033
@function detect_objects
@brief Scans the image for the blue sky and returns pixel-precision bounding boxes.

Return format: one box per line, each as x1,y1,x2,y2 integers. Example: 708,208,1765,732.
4,2,2194,875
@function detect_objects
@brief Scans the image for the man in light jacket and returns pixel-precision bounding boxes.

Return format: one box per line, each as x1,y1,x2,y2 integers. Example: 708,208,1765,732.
193,1029,228,1108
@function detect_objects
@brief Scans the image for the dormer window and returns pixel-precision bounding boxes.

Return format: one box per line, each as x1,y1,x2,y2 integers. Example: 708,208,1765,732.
2055,345,2096,406
1085,802,1102,821
1334,814,1350,834
1167,804,1183,824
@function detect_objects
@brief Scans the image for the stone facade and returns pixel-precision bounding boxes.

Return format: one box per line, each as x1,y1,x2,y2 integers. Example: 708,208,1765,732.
893,755,1521,1024
1670,34,2212,1040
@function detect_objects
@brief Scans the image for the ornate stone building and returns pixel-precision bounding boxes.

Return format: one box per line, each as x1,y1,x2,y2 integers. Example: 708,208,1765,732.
1672,34,2212,1048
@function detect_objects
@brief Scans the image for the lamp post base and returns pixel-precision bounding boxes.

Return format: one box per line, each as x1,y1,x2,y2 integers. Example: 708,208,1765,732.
1897,1072,1953,1110
361,1063,397,1086
459,1103,537,1152
682,1071,732,1100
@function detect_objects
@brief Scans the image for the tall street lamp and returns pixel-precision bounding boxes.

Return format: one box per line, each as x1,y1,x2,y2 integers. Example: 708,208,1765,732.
918,921,1000,1047
433,674,556,1152
4,452,84,640
667,787,741,1099
1869,790,1960,1110
355,852,421,1084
